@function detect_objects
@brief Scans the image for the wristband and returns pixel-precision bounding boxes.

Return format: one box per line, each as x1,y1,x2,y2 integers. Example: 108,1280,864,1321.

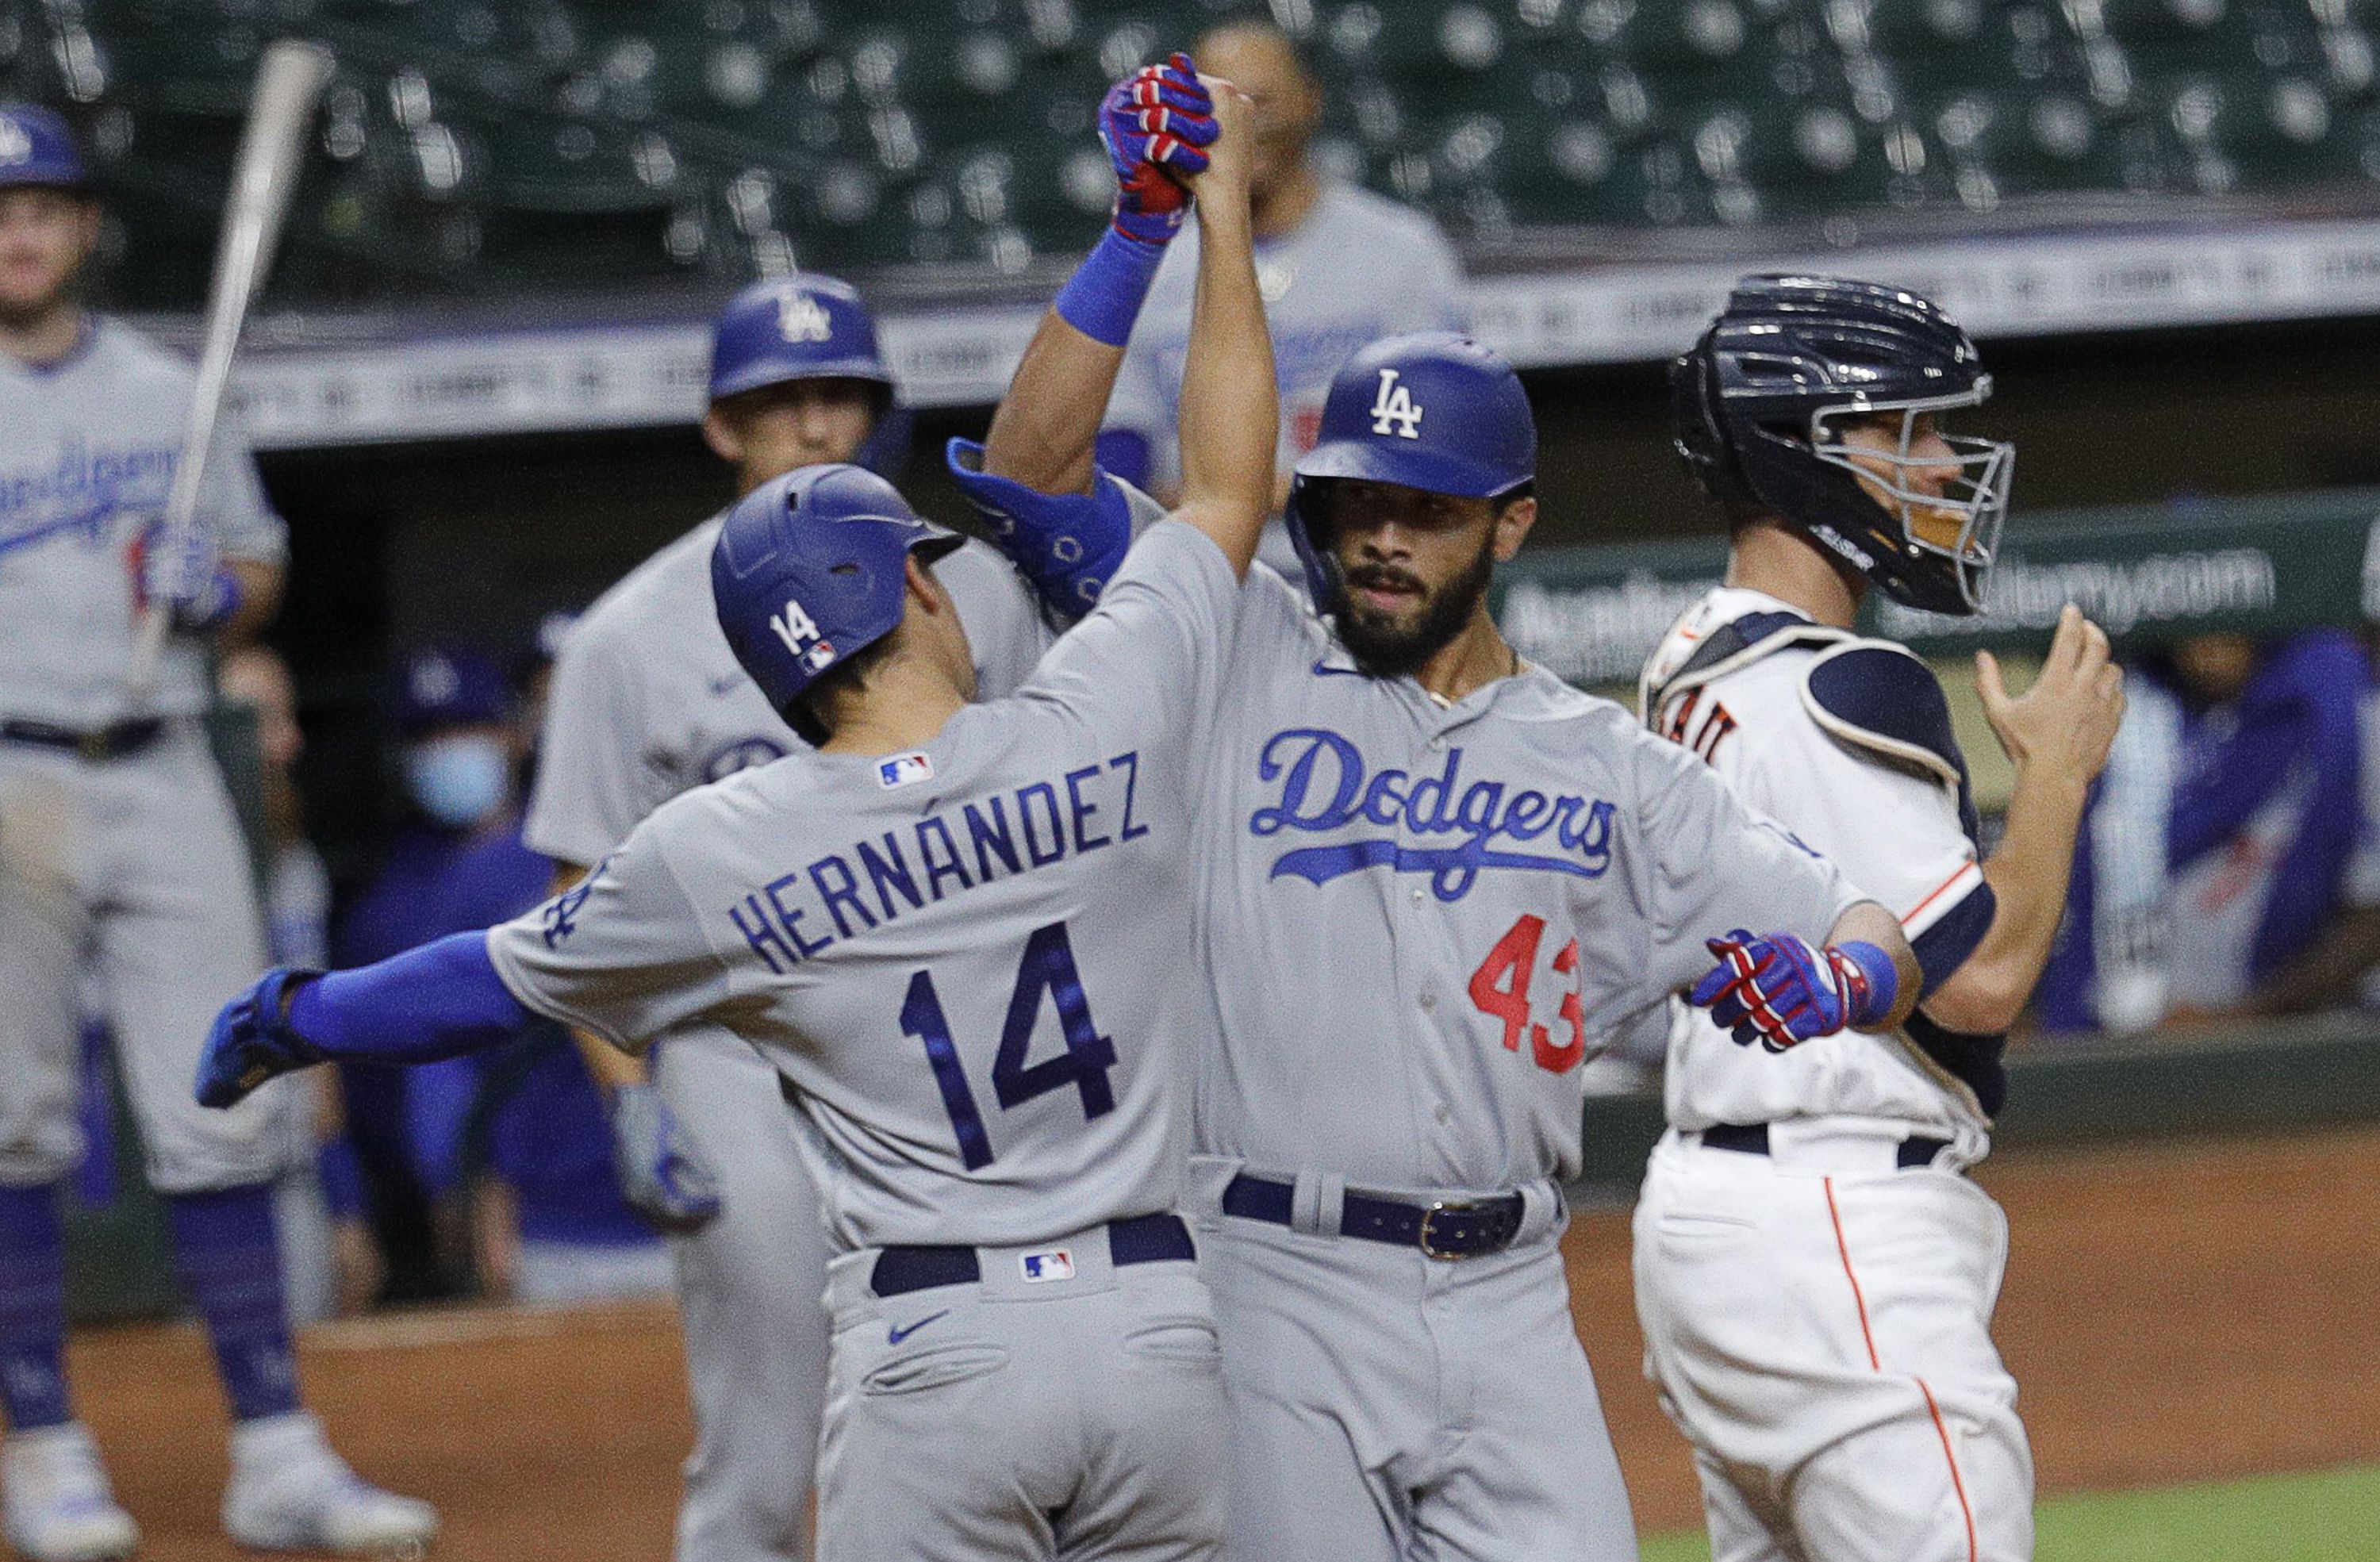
1054,228,1167,348
1833,939,1900,1028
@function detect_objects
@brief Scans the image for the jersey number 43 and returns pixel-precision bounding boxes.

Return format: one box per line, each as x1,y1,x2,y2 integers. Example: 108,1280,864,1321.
900,921,1117,1170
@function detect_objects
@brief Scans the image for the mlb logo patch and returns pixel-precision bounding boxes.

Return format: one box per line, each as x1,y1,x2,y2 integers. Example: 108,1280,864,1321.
1019,1249,1075,1284
800,639,837,673
877,751,934,789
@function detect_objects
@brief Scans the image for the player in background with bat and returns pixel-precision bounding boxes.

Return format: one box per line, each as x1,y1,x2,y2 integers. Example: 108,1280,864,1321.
0,106,436,1560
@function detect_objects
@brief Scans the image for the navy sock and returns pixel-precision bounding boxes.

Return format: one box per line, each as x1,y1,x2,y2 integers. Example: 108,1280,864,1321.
0,1183,73,1430
166,1186,300,1422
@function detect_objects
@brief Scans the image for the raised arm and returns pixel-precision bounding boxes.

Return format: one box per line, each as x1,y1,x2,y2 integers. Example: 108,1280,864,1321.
982,54,1212,497
1165,81,1273,578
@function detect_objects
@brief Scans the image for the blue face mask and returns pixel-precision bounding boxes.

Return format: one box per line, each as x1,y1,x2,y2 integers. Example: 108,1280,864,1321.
405,735,510,829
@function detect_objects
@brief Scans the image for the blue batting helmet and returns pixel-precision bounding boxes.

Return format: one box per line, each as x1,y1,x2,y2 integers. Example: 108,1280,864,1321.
708,274,894,402
1284,332,1535,603
0,104,88,190
1672,274,2011,616
710,463,965,739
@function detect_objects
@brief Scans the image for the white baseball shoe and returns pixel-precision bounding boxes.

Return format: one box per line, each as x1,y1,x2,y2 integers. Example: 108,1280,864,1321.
221,1412,437,1557
1,1422,139,1562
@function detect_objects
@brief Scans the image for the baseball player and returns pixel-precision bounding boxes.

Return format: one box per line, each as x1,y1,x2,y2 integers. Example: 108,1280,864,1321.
526,283,1058,1555
947,154,1925,1560
1636,275,2127,1562
1100,18,1466,577
195,83,1277,1556
0,105,435,1558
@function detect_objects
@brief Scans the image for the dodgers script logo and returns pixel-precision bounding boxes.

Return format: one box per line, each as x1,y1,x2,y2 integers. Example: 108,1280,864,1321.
1250,728,1616,901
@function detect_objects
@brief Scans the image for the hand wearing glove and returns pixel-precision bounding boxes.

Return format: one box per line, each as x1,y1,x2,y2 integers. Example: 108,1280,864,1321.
1098,52,1217,244
197,968,328,1108
608,1081,724,1234
138,522,242,632
1690,929,1899,1053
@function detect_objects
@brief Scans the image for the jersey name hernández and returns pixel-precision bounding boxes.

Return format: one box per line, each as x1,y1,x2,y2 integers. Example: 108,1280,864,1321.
1640,586,2005,1139
490,521,1235,1253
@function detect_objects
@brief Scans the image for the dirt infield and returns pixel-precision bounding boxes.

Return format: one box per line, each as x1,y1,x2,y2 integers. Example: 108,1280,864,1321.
67,1124,2380,1558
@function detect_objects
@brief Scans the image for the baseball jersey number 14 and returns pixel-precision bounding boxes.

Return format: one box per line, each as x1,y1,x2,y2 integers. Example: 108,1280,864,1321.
900,921,1120,1170
1468,914,1586,1074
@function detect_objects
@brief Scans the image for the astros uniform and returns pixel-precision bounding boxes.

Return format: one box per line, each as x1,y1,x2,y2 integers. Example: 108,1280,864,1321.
497,518,1238,1560
524,511,1048,1560
0,319,292,1197
1634,588,2029,1562
1168,547,1868,1561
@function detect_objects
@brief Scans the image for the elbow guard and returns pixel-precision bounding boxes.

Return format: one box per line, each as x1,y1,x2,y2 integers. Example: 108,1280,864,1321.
945,438,1132,624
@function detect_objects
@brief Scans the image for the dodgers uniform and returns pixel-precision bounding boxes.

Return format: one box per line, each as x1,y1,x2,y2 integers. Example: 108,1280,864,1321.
524,512,1047,1560
1105,180,1463,575
1170,555,1868,1561
1635,589,2027,1562
496,518,1238,1560
0,319,294,1198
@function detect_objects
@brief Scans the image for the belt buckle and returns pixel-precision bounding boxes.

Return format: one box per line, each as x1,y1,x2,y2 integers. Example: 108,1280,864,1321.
1417,1199,1488,1262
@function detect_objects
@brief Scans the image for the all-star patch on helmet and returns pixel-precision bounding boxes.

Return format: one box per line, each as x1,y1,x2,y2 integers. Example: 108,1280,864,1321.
1672,274,2013,616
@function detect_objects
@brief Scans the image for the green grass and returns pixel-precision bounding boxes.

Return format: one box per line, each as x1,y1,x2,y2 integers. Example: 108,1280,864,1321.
1638,1465,2380,1562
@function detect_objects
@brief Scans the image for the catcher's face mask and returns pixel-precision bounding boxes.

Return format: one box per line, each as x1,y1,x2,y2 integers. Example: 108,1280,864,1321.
1813,386,2013,615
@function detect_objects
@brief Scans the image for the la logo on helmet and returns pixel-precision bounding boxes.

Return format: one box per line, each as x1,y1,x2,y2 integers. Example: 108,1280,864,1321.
777,290,834,344
0,117,30,163
1369,368,1422,439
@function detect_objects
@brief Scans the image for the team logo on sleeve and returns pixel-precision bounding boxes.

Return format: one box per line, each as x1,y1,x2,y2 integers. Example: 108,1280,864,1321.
541,854,613,948
1020,1249,1076,1284
1369,368,1423,439
877,751,934,789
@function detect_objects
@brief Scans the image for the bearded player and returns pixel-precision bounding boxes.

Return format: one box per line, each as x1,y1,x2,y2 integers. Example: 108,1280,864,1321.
1636,275,2125,1561
946,155,1929,1562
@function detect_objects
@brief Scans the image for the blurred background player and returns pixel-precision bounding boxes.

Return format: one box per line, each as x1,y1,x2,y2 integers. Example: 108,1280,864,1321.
2037,627,2365,1032
0,104,433,1559
1638,275,2126,1562
1100,16,1465,578
215,647,378,1323
524,263,1064,1556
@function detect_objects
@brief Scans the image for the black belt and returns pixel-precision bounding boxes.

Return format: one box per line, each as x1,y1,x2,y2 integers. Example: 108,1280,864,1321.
1221,1172,1527,1261
1702,1121,1953,1170
870,1213,1196,1299
0,717,165,762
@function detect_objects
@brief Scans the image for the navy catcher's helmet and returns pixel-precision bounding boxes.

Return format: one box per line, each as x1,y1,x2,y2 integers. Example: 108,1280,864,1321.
710,463,964,739
0,104,89,190
1284,331,1535,603
1672,274,2012,616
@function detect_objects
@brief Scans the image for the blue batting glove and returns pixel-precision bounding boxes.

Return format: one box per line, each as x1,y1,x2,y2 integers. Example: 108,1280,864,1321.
609,1083,724,1234
1099,52,1215,244
197,968,328,1108
1688,930,1894,1053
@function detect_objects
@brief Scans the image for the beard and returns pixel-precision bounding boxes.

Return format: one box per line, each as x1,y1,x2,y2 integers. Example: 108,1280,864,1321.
1326,533,1497,679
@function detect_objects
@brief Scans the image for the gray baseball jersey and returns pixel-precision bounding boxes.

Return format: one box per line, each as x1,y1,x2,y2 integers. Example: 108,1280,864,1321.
492,519,1236,1249
1193,566,1864,1192
1107,182,1465,491
0,318,285,723
520,502,1054,1562
525,512,1049,868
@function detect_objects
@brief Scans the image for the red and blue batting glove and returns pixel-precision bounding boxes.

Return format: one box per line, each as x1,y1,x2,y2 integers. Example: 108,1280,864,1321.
1099,52,1215,244
197,968,328,1108
1689,930,1898,1053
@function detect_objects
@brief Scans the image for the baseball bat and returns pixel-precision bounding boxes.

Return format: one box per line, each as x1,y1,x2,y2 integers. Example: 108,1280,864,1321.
124,38,336,704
